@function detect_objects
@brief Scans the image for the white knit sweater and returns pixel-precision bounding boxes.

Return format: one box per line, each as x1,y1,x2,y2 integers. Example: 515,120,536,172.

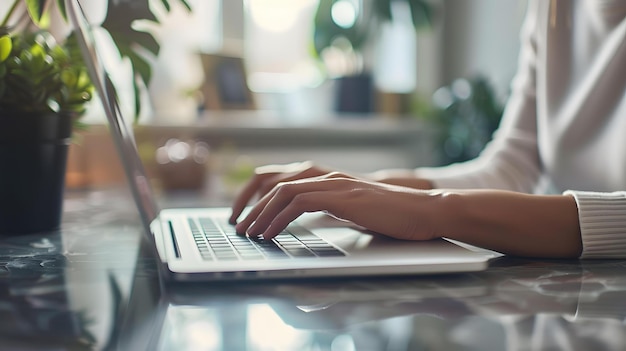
417,0,626,258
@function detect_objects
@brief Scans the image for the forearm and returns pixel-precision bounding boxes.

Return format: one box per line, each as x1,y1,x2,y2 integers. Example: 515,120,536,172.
438,190,582,258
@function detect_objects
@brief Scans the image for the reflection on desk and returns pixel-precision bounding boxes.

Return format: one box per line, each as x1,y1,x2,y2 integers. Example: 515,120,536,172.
1,190,625,351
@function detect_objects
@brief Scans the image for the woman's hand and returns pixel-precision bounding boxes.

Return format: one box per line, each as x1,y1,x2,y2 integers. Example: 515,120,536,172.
233,171,445,241
229,161,337,224
229,161,434,225
229,163,583,258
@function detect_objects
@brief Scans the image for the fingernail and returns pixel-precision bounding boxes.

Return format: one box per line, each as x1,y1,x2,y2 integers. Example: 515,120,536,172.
261,224,276,240
247,224,262,237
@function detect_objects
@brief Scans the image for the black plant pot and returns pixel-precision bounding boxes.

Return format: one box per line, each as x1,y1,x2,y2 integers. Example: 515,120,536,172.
334,73,375,114
0,111,73,235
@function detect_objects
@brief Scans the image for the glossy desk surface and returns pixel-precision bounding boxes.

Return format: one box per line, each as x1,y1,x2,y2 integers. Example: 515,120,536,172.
1,190,626,351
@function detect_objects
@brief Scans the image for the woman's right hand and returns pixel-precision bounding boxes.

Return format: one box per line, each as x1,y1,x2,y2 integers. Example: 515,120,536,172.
229,161,338,224
229,161,436,224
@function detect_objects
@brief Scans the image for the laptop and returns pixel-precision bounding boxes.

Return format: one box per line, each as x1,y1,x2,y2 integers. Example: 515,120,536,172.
66,0,491,282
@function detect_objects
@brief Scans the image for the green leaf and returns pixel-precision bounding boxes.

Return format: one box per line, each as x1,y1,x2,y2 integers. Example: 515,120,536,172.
373,0,392,22
25,0,49,26
372,0,432,29
162,0,192,12
100,0,192,118
61,69,77,86
56,0,67,21
101,1,161,56
0,35,12,63
1,29,94,116
124,47,152,86
407,0,433,29
313,0,369,55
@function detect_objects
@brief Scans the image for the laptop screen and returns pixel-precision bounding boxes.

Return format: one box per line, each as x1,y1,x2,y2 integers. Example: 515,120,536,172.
65,0,161,230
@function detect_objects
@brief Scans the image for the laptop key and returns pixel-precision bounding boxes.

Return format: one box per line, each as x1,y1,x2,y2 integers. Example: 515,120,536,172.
284,248,316,257
311,249,345,257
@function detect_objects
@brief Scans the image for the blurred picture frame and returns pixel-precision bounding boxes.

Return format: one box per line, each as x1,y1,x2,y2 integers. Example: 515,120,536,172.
199,54,255,110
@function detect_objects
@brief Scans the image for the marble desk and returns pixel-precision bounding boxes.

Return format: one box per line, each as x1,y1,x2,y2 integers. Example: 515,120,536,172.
1,189,625,351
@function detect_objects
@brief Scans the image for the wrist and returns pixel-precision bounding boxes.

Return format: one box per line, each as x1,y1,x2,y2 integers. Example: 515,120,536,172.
370,170,434,190
432,191,468,240
433,190,582,258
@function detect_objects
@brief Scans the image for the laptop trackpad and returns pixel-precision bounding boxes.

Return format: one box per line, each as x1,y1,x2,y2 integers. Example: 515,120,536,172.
294,213,478,259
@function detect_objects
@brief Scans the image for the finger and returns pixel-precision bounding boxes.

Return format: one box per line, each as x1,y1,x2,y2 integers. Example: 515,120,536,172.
254,161,313,175
245,178,354,237
234,175,320,234
229,162,320,223
320,171,355,180
234,186,279,234
243,184,300,236
256,173,289,199
236,174,358,234
260,190,347,240
229,173,266,224
257,164,334,197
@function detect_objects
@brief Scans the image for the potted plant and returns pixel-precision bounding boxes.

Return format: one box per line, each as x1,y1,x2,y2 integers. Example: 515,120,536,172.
0,0,190,234
313,0,434,113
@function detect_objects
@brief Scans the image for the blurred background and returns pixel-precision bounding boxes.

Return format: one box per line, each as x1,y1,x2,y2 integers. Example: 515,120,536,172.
63,0,528,201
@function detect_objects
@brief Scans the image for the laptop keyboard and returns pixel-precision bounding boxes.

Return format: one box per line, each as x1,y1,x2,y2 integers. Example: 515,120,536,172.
189,217,345,261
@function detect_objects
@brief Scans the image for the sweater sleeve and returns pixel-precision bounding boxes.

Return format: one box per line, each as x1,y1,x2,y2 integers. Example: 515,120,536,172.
564,190,626,259
416,0,543,193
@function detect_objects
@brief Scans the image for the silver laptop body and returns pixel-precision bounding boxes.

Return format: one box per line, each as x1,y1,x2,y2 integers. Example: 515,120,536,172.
66,0,489,282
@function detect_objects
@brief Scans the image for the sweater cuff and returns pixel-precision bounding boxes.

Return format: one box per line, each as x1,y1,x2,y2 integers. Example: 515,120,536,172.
563,190,626,259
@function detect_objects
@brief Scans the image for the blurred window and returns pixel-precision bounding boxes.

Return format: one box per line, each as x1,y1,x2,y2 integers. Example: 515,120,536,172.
244,0,323,93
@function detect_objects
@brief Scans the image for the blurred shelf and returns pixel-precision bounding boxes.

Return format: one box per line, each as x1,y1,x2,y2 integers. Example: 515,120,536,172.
143,111,436,149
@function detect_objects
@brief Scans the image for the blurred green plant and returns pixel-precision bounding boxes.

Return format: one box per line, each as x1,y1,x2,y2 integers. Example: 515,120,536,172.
426,77,505,165
0,0,192,118
314,0,433,54
0,29,93,115
313,0,433,67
